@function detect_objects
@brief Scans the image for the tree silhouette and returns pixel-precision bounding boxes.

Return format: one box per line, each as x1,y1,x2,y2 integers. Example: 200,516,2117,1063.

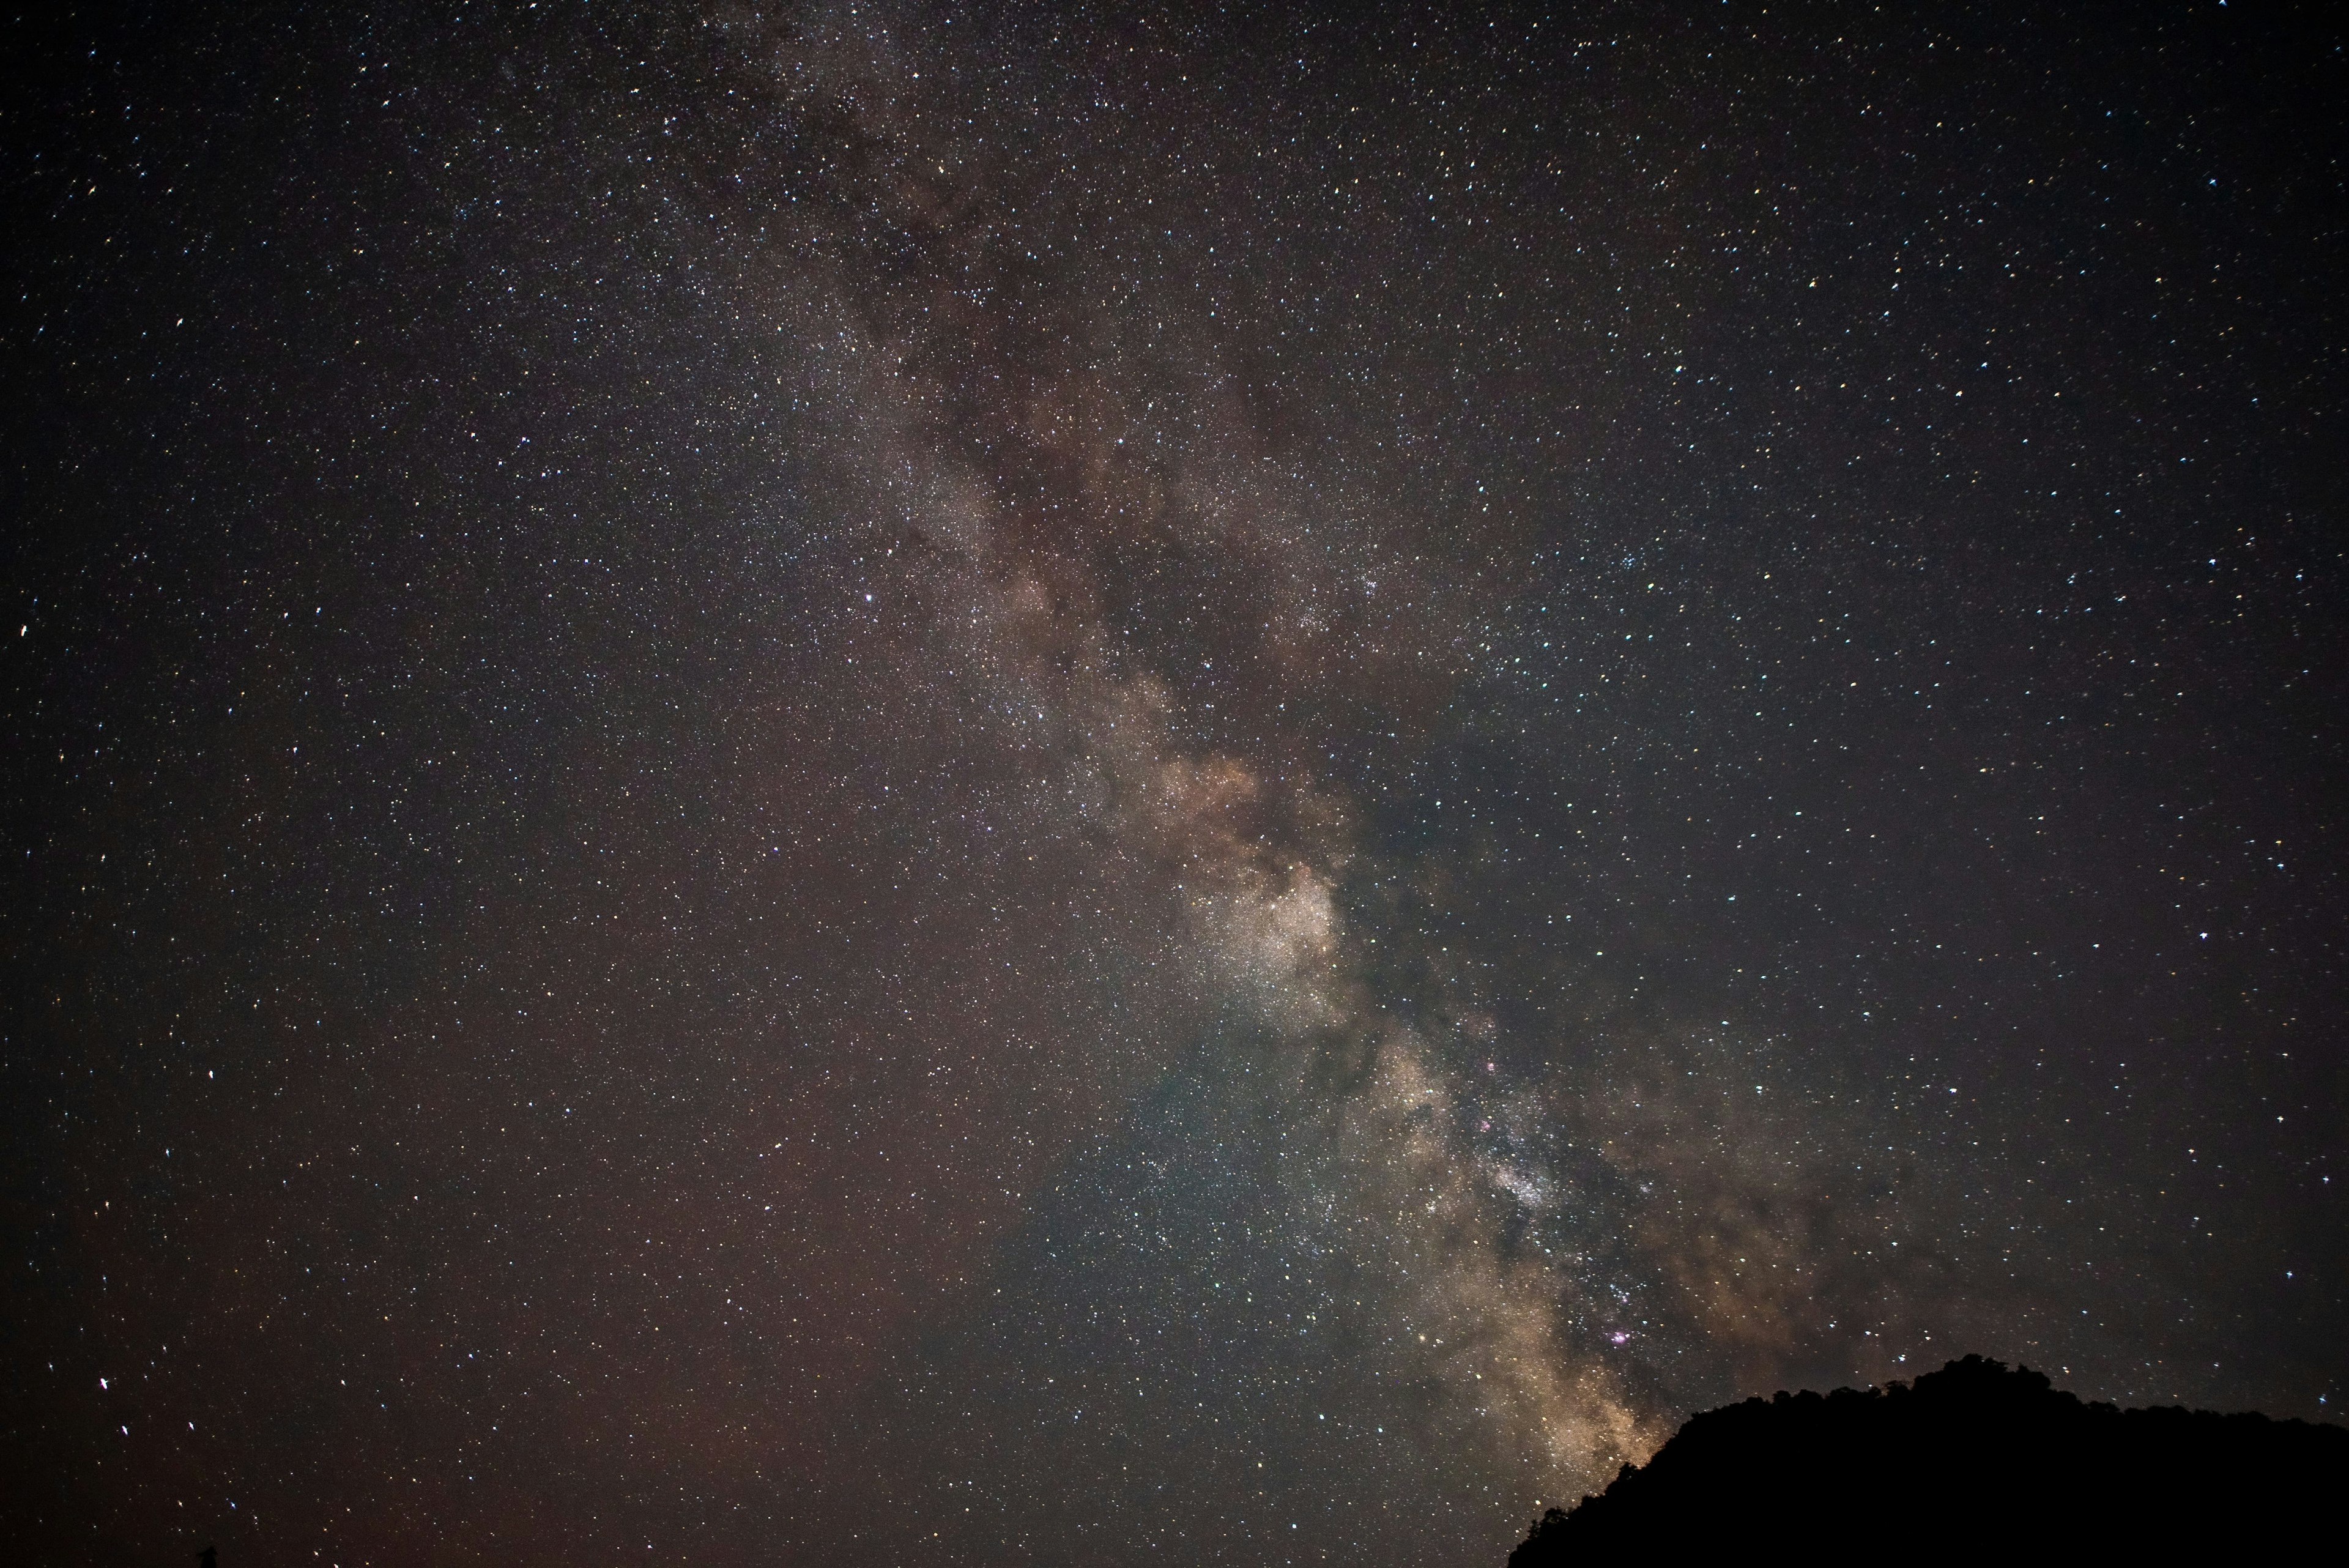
1510,1355,2347,1561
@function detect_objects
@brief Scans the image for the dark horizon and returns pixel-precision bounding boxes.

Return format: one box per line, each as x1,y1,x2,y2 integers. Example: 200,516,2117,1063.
6,2,2344,1562
1513,1355,2349,1561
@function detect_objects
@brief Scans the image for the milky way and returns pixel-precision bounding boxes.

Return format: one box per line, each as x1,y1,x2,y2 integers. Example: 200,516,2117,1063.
7,4,2344,1564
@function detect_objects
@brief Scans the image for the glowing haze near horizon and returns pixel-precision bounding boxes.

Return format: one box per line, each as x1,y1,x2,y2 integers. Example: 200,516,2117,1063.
6,3,2343,1563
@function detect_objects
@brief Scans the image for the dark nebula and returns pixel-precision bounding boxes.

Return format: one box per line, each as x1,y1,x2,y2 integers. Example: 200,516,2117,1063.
4,4,2343,1564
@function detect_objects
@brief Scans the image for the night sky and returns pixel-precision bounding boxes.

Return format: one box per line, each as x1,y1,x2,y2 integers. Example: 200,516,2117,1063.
6,3,2345,1563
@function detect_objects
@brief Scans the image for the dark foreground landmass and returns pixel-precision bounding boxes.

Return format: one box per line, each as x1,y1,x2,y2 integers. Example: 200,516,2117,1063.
1512,1356,2347,1562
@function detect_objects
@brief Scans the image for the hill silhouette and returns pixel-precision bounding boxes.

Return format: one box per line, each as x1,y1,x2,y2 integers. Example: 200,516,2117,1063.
1510,1356,2347,1561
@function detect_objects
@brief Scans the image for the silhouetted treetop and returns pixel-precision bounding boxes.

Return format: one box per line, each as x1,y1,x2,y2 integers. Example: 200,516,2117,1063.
1510,1355,2347,1562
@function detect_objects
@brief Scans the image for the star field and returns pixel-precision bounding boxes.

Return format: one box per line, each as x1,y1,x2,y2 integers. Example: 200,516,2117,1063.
4,4,2344,1564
